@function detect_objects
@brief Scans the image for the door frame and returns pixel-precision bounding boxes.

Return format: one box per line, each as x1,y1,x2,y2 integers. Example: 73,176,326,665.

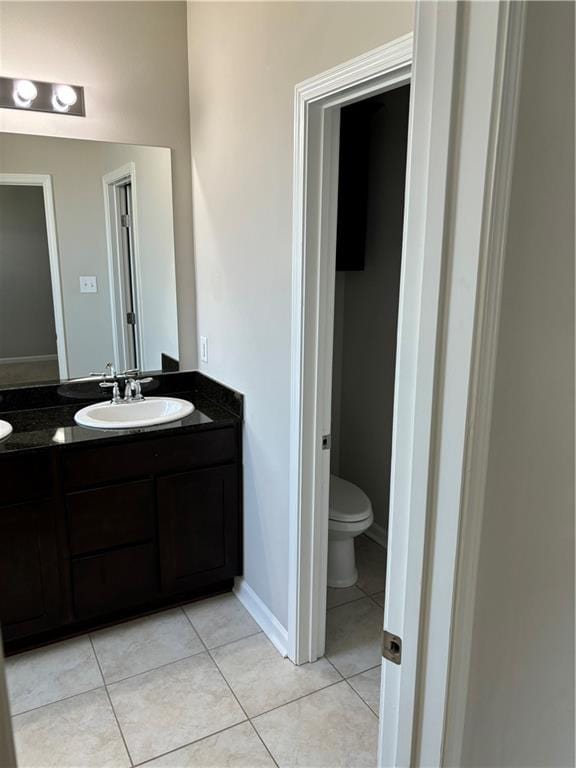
288,1,526,766
288,32,412,664
102,162,145,372
0,173,69,379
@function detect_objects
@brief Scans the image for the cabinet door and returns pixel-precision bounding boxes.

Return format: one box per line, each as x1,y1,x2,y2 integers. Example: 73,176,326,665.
72,543,158,620
157,465,240,594
0,501,61,641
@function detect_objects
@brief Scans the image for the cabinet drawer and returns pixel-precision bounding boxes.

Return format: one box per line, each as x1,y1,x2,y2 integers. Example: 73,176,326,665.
0,451,53,507
66,480,155,556
62,428,236,490
72,542,158,619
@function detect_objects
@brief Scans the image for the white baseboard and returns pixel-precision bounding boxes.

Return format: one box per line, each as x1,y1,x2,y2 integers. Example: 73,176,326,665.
0,354,57,365
233,577,288,657
366,521,387,549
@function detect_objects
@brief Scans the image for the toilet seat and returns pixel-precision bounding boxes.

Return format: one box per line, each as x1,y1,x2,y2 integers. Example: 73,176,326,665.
329,475,372,523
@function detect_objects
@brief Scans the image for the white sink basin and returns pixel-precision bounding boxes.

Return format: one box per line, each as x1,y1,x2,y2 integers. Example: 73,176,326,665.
0,419,13,441
74,397,194,430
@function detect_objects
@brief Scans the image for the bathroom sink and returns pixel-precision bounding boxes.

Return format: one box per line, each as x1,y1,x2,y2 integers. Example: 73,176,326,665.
74,397,194,430
0,419,12,441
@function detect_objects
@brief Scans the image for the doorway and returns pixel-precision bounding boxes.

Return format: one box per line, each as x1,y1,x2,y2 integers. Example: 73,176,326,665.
288,35,413,666
0,174,68,383
322,83,410,693
103,163,143,372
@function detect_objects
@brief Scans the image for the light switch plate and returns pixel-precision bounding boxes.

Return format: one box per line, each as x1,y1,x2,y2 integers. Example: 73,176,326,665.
200,335,208,363
80,276,97,293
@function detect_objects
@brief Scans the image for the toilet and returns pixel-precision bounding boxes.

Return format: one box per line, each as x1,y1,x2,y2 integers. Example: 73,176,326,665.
328,474,374,588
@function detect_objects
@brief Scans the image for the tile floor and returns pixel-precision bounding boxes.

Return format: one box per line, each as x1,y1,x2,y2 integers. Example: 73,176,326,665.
6,535,385,768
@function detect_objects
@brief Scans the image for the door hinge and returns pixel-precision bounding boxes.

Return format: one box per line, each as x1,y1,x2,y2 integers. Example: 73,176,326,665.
382,630,402,665
120,213,132,228
126,311,136,325
322,434,331,450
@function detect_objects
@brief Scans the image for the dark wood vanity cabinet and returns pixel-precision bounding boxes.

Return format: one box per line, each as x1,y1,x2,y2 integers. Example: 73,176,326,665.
0,424,242,652
0,451,61,643
0,500,61,642
158,465,239,594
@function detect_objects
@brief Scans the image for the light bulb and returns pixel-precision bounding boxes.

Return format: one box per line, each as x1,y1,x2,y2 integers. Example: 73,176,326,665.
13,79,37,107
53,84,78,112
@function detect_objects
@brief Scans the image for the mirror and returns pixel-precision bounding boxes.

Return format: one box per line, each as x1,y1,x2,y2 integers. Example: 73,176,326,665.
0,132,179,388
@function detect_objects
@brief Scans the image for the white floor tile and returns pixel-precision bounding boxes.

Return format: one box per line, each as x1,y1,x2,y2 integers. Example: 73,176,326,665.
143,721,275,767
6,637,103,715
327,585,365,609
325,598,383,678
253,681,378,768
108,652,245,764
347,666,381,714
212,632,341,717
183,593,261,649
92,608,204,683
13,688,129,768
356,536,386,595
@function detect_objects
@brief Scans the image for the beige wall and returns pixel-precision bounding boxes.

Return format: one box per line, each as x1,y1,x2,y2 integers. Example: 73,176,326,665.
188,2,414,626
0,1,196,367
461,3,575,765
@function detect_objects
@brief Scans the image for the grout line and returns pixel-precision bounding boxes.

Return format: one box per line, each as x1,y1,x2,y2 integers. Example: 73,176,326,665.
13,595,381,765
248,678,345,722
180,609,248,714
181,606,351,763
326,593,378,614
95,647,207,687
178,605,263,653
179,607,277,764
199,619,347,724
95,609,260,768
325,593,367,612
323,654,345,679
346,663,382,680
132,720,251,767
89,636,134,767
247,721,281,768
204,628,263,653
9,683,105,718
342,676,380,721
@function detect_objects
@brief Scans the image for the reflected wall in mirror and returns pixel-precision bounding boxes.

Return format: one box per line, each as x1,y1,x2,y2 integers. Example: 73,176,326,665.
0,133,179,387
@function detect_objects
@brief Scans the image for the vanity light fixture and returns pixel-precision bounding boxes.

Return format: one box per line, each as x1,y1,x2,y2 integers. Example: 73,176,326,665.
0,76,85,116
13,79,38,108
52,83,78,112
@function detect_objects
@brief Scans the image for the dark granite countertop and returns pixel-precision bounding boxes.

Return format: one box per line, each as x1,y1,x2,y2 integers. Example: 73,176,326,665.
0,371,243,455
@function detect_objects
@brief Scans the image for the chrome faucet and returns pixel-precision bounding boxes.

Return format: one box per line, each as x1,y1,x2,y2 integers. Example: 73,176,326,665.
123,374,153,402
82,364,152,404
99,380,122,404
69,362,118,384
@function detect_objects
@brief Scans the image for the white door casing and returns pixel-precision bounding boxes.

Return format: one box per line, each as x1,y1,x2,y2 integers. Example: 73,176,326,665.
288,30,413,668
102,163,145,373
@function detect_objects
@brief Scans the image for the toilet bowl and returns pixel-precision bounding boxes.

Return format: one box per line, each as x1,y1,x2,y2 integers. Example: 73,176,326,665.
328,475,373,588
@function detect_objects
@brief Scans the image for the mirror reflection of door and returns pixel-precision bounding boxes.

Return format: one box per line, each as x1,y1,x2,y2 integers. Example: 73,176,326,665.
0,184,60,386
1,134,180,384
117,181,138,370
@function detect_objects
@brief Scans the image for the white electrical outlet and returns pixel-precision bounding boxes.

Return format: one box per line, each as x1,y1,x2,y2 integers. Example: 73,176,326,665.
79,276,97,293
200,336,208,363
